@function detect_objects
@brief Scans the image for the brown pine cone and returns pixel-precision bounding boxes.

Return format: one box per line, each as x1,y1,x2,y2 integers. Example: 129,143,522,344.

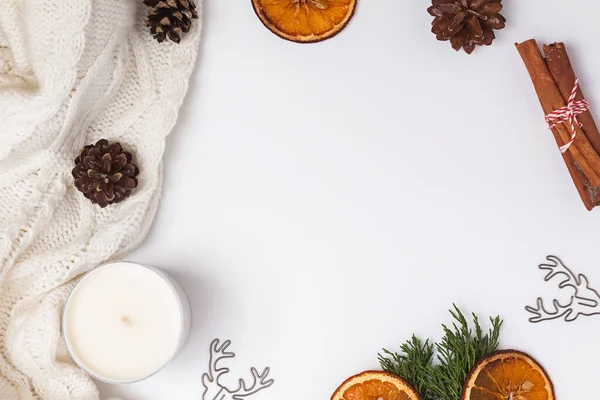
72,139,139,208
428,0,506,54
144,0,199,44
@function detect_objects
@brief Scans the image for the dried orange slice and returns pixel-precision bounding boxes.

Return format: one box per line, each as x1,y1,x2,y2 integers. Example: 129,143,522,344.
462,350,555,400
251,0,357,43
331,371,420,400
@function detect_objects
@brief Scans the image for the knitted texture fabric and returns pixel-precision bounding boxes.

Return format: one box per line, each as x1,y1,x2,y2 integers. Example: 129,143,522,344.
0,1,202,399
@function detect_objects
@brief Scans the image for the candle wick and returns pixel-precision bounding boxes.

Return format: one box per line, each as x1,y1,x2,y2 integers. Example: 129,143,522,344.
121,316,132,326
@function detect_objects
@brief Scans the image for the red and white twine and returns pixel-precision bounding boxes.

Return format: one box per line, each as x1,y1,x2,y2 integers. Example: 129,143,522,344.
545,78,590,153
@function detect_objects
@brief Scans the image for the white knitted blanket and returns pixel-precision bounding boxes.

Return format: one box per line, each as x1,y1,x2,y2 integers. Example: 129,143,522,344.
0,1,201,399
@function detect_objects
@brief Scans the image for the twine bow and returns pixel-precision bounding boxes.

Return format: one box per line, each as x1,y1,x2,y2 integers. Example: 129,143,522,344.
545,78,590,153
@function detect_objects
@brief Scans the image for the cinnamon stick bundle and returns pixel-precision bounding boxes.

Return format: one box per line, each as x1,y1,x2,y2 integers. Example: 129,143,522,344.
516,39,600,210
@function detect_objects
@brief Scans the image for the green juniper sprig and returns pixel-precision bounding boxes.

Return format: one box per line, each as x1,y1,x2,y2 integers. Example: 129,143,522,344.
378,305,503,400
378,336,434,399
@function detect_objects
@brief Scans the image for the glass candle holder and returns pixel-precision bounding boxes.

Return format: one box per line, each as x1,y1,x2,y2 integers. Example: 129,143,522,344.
62,261,192,383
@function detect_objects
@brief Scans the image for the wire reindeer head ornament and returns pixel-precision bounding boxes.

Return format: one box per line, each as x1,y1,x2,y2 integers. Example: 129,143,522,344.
525,255,600,323
202,339,274,400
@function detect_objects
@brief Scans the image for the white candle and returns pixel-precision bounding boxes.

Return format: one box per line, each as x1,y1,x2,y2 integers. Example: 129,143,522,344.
62,262,191,383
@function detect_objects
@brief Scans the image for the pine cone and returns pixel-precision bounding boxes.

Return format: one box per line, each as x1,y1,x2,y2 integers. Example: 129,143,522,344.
144,0,199,44
72,140,139,208
428,0,506,54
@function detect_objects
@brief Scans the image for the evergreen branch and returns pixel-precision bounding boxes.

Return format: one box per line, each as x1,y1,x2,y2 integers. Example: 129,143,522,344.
378,305,503,400
379,335,434,398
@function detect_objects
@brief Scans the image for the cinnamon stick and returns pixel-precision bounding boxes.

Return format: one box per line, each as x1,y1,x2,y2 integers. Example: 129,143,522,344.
543,43,600,155
516,40,600,187
562,150,596,210
516,39,600,210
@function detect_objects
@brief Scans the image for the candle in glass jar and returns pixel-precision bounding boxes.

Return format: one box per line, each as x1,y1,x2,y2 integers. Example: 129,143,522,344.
62,262,191,383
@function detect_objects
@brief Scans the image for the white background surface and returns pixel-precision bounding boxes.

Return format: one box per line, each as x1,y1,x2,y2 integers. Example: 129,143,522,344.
99,0,600,399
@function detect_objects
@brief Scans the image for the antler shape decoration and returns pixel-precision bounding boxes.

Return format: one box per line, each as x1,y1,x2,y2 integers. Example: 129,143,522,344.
229,367,274,399
525,255,600,323
202,339,274,400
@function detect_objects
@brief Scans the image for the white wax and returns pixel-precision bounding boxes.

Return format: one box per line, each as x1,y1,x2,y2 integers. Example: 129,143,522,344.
64,263,182,382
